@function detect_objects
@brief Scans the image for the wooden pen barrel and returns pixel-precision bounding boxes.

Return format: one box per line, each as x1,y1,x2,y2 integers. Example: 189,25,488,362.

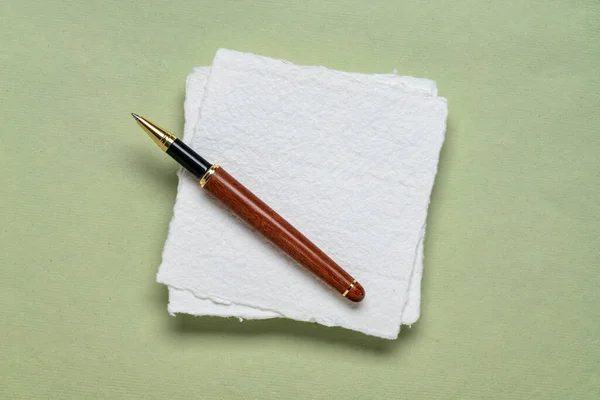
200,165,365,302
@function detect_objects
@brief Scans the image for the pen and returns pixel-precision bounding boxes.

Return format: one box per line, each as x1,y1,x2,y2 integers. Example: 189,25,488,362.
132,114,365,302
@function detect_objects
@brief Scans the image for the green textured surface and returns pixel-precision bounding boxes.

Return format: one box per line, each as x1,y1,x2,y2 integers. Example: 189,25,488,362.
1,1,599,398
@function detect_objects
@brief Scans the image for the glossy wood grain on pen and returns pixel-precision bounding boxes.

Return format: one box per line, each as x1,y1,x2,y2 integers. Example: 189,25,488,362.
203,167,365,302
131,113,364,302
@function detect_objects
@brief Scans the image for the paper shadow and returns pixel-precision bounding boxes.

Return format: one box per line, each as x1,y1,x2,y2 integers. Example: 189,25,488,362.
126,146,179,189
428,114,454,214
152,284,418,354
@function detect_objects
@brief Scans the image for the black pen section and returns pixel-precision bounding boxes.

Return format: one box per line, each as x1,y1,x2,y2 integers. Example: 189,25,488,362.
166,139,212,179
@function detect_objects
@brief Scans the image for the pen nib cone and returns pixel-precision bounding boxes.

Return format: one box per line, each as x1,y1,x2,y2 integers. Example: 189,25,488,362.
131,113,176,151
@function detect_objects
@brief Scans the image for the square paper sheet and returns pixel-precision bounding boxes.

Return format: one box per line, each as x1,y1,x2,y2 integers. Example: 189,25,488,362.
158,49,447,339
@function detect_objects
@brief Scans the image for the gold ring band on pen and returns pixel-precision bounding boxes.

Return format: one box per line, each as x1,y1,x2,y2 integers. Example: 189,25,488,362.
200,164,220,187
343,280,357,297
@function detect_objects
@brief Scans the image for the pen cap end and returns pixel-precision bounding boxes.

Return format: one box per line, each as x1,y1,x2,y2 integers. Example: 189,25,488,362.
346,281,365,302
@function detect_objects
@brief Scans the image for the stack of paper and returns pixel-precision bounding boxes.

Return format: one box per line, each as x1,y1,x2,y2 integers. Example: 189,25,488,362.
156,49,447,339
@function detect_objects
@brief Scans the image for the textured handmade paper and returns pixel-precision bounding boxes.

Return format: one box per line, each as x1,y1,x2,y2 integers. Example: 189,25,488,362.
158,49,447,339
168,67,429,324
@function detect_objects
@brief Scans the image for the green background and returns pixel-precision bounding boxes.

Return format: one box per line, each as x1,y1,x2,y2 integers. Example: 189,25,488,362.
1,1,599,398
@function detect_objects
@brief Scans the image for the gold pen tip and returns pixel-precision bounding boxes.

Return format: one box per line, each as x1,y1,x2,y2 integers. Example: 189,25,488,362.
131,113,176,151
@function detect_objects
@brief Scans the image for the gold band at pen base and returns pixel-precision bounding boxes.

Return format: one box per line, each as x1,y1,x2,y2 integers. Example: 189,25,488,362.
200,164,220,187
342,280,357,297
